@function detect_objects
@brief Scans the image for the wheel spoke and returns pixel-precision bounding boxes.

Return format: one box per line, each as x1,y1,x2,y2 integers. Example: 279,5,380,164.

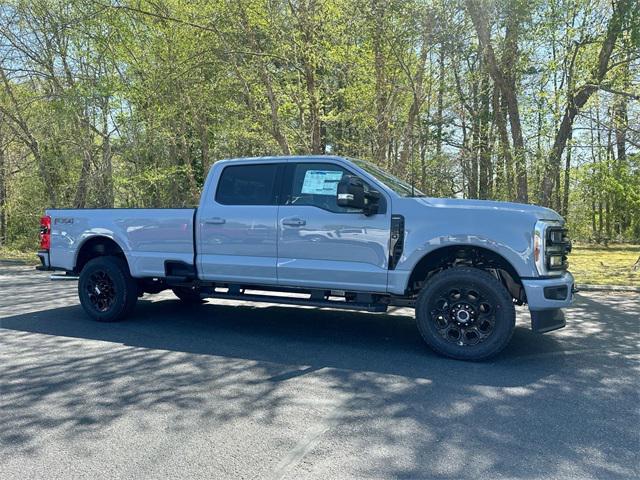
429,282,497,347
85,270,116,312
443,323,461,342
461,326,481,345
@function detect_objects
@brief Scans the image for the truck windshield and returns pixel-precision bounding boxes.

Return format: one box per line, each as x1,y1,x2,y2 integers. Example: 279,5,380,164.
351,158,425,197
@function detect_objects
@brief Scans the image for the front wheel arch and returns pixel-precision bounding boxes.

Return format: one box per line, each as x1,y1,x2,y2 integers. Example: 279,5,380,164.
406,245,525,301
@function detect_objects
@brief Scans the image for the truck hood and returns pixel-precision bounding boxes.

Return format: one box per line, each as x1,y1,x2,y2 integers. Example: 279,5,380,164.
408,197,563,222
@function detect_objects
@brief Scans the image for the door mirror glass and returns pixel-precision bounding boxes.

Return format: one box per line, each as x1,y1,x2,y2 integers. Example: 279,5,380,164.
337,175,380,215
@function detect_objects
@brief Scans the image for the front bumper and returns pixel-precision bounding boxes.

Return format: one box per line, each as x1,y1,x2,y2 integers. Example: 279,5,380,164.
522,271,575,333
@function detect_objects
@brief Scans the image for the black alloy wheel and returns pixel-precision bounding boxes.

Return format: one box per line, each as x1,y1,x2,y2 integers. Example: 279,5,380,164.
415,267,515,361
430,285,496,346
78,256,138,322
85,270,117,312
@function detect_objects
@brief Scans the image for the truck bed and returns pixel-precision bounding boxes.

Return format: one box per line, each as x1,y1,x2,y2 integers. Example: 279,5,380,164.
46,208,196,278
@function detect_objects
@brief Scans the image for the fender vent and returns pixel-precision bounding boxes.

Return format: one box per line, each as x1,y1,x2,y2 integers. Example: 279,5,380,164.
389,215,405,270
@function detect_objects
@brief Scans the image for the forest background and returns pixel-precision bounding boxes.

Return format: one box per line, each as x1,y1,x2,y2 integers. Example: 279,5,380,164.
0,0,638,267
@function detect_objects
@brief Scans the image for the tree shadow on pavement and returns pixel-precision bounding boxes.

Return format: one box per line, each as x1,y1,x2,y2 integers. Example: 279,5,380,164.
1,293,638,479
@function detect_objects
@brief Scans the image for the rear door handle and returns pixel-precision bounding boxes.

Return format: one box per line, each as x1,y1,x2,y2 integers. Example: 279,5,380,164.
204,217,226,225
282,217,306,227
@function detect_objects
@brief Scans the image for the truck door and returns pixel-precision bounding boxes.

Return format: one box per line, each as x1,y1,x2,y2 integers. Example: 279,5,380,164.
197,162,281,285
277,161,391,292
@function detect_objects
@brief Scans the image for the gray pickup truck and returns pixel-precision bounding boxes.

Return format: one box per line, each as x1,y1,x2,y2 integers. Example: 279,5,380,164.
37,155,574,360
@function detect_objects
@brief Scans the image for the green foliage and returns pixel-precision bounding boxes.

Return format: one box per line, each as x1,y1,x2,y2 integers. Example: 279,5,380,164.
0,0,638,251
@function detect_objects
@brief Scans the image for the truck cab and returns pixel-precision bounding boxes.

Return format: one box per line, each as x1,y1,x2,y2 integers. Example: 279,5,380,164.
37,155,575,360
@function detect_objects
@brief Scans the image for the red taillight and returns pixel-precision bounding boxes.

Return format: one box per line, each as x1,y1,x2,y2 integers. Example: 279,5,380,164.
39,215,51,250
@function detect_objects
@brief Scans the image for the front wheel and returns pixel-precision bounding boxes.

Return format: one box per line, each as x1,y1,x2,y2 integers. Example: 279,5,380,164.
415,267,515,361
78,256,138,322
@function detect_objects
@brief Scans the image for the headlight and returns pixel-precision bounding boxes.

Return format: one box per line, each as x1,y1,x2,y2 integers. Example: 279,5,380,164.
548,229,564,244
548,254,564,268
533,221,570,276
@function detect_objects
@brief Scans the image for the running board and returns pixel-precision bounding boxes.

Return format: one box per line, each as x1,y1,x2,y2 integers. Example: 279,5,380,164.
50,273,79,281
206,291,388,313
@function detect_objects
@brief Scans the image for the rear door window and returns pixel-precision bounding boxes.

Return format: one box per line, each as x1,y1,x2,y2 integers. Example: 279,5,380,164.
215,164,279,205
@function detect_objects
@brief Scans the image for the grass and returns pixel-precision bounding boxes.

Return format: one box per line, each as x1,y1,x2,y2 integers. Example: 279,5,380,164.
2,243,639,286
569,243,639,287
0,246,39,265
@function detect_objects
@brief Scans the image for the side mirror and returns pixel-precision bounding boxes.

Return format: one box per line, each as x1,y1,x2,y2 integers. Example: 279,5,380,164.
337,175,380,215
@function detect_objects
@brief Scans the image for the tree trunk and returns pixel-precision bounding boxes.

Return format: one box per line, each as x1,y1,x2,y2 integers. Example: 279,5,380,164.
540,0,630,206
614,95,627,164
399,19,431,176
238,9,291,155
491,85,504,199
73,108,97,209
469,78,479,199
435,44,445,156
613,92,628,234
258,61,291,155
420,70,433,192
73,147,92,209
179,117,199,205
199,117,210,172
0,68,57,207
99,101,114,208
296,1,323,154
495,89,515,201
101,135,113,208
478,68,492,199
372,0,389,165
465,0,528,202
561,128,572,217
304,64,322,154
0,116,5,246
502,11,527,203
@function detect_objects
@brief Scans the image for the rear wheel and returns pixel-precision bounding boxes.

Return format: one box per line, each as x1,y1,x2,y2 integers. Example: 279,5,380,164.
78,256,138,322
172,287,204,304
415,267,515,361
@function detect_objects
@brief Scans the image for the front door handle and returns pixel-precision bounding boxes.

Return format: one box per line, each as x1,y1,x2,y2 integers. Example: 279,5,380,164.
204,217,226,225
282,217,306,227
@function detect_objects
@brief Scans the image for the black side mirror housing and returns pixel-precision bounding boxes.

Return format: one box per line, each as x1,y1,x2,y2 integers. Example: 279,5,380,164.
337,175,380,215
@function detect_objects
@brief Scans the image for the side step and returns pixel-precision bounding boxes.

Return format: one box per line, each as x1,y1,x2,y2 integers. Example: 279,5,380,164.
50,273,79,281
205,290,388,313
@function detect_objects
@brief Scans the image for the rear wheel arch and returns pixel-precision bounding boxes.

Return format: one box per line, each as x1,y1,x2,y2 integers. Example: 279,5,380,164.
75,236,130,274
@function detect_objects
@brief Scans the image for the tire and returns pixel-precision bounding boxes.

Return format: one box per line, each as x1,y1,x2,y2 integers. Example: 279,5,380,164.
415,267,515,361
172,287,204,304
78,256,138,322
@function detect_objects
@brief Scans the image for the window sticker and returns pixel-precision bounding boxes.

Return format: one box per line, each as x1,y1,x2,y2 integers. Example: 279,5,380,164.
301,170,343,195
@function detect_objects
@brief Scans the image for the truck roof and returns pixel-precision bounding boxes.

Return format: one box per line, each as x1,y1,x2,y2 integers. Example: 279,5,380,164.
217,154,350,164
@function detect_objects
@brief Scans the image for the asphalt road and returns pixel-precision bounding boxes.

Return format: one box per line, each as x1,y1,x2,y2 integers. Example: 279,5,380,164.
1,261,638,480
